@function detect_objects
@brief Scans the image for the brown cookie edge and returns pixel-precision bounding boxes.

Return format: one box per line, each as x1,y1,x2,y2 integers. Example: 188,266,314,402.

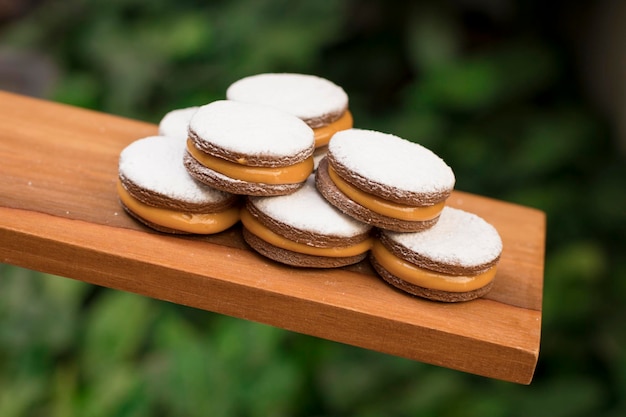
315,158,439,232
184,151,305,196
369,253,494,302
245,198,371,248
377,232,501,276
242,227,367,268
119,173,238,214
188,130,314,167
327,152,451,206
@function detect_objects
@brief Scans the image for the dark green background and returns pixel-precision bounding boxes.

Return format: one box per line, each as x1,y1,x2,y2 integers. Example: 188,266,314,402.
1,0,625,416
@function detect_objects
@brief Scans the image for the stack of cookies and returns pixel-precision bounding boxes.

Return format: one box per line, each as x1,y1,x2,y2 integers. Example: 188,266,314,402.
117,72,502,302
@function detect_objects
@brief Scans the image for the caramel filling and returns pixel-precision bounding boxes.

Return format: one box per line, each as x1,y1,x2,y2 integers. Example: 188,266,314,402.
117,180,240,234
327,164,445,221
371,241,496,292
313,110,353,148
241,207,373,257
187,139,313,185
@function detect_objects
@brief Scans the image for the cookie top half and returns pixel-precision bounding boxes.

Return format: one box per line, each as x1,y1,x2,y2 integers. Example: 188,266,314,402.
188,100,315,167
118,135,234,209
328,129,455,205
380,206,503,275
226,73,349,128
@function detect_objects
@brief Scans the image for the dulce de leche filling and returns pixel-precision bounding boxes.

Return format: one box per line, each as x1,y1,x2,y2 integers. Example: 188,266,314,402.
187,139,313,185
241,207,373,257
327,164,445,221
371,241,496,292
117,180,240,234
313,110,353,148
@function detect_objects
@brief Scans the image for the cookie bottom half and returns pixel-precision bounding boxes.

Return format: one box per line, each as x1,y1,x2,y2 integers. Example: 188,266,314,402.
242,227,368,268
369,254,494,302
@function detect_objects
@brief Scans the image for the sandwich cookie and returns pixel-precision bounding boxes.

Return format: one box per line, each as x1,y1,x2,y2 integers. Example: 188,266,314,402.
118,135,240,234
158,106,199,140
316,129,455,232
184,100,315,196
241,175,373,268
370,207,503,302
226,73,353,167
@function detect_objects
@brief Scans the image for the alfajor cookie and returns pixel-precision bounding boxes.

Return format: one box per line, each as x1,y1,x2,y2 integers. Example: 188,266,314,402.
118,135,240,234
241,175,373,268
226,73,353,167
370,206,503,302
184,100,315,196
316,129,455,232
158,106,199,140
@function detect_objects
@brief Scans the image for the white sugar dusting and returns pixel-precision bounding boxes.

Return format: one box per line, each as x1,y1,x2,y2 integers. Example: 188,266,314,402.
329,129,455,193
386,207,503,267
158,106,199,140
226,73,348,121
189,100,314,156
251,176,371,237
119,136,231,203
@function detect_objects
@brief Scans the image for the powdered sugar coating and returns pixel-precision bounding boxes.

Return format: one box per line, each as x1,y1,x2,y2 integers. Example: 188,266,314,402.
119,136,231,203
158,106,199,140
226,73,348,122
250,176,371,237
329,129,455,194
189,100,314,157
385,207,502,267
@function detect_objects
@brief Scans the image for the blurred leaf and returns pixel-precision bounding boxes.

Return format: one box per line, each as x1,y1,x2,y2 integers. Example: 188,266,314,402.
413,42,558,112
407,4,461,72
509,108,598,177
78,364,151,417
379,104,450,149
0,267,82,357
457,398,511,417
213,317,283,364
589,162,626,238
142,14,212,60
413,56,499,110
316,347,435,414
546,241,606,284
213,0,343,77
41,273,89,307
0,373,46,417
242,355,302,417
50,363,79,417
212,318,303,417
513,376,606,417
81,290,155,379
145,311,236,417
52,71,101,109
543,240,607,324
503,179,577,215
79,16,167,116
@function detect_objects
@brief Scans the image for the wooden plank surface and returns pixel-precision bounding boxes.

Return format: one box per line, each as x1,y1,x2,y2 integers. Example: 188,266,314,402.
0,91,545,384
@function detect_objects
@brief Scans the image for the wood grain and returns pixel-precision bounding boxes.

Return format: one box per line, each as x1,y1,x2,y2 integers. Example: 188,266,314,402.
0,91,545,384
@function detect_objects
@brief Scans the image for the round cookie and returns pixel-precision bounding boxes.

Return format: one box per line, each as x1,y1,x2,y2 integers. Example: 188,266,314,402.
316,129,455,232
226,73,354,166
184,100,315,196
158,106,199,140
370,207,503,302
118,135,240,234
241,175,373,268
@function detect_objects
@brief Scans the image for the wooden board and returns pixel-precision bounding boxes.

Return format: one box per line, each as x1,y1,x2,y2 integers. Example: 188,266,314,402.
0,91,545,384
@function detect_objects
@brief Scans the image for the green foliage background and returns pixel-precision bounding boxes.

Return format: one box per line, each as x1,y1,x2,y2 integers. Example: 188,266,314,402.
1,0,625,416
